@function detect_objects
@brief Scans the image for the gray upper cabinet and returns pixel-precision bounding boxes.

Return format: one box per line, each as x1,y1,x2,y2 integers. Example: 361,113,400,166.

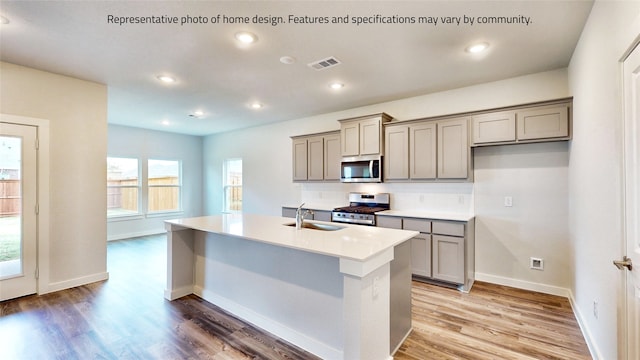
384,117,469,181
323,132,341,180
471,99,572,147
437,117,470,180
291,131,340,182
471,111,516,144
410,122,437,180
292,138,308,181
307,135,324,181
384,125,409,180
517,104,570,140
339,113,392,156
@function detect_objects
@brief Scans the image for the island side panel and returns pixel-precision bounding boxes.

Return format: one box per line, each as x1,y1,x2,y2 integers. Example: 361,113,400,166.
164,223,196,300
342,263,391,360
194,232,344,359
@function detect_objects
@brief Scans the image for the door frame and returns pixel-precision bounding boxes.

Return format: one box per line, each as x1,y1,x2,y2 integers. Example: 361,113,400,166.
0,114,50,296
619,31,640,359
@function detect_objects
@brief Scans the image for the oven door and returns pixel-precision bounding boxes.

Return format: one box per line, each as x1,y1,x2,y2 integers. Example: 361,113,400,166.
340,156,382,183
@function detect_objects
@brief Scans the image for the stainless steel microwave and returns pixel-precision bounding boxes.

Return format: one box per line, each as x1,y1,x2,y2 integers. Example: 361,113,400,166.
340,155,382,183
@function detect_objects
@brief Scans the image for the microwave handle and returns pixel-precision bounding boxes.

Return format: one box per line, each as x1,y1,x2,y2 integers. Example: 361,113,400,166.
369,160,374,177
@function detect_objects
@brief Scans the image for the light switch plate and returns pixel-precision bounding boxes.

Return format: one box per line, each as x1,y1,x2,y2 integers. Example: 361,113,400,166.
504,196,513,207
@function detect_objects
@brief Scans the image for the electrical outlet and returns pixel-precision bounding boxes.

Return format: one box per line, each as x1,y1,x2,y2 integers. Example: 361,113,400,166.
530,257,544,270
504,196,513,207
458,195,465,204
419,195,425,203
593,300,598,319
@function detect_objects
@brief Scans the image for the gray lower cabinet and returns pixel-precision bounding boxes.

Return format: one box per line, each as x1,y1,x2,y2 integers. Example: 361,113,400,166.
377,215,475,292
281,207,332,221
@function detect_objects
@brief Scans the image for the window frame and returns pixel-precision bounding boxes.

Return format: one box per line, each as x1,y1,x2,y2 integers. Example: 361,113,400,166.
107,156,141,219
223,158,242,213
147,158,183,215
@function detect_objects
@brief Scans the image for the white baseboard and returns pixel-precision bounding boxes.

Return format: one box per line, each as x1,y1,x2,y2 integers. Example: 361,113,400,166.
567,290,602,360
107,229,166,241
164,285,194,301
475,272,570,297
194,285,343,360
42,272,109,295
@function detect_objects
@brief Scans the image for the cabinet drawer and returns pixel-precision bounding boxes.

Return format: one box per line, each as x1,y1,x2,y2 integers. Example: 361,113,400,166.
282,207,297,218
403,218,431,233
313,210,332,222
432,221,465,237
376,216,402,229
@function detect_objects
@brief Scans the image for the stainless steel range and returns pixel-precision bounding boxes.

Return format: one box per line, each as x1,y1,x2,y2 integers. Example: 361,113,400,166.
331,192,390,226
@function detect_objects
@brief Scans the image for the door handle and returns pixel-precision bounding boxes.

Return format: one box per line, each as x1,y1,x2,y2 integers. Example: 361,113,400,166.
613,256,633,271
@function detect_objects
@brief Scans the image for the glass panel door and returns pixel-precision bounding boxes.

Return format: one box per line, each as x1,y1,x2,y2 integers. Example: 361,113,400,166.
0,122,37,301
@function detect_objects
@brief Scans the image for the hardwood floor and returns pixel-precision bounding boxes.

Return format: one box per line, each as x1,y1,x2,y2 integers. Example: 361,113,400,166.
0,235,591,359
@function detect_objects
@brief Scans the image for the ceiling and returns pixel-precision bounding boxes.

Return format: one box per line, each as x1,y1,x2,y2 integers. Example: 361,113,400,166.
0,1,594,136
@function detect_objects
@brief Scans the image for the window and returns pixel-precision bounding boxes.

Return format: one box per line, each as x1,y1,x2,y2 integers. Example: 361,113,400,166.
107,157,140,217
148,159,181,213
223,159,242,212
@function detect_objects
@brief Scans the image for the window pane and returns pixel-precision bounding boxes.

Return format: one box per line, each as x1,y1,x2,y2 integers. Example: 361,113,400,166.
148,186,178,212
149,159,180,185
223,159,242,212
107,157,139,215
148,159,180,212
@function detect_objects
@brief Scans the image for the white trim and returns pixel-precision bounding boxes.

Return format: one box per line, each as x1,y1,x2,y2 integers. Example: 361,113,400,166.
195,285,343,360
43,272,109,294
475,272,570,297
107,229,166,242
567,289,602,360
0,114,50,297
164,285,194,301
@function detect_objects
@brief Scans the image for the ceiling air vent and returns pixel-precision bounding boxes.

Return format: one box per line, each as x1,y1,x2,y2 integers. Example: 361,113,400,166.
308,56,341,71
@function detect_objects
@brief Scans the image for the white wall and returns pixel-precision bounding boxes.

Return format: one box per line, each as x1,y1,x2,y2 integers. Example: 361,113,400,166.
0,61,108,291
107,125,203,240
568,1,640,359
474,142,570,293
204,68,571,293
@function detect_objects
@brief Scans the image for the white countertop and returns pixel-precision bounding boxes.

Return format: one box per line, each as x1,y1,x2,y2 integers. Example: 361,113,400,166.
166,213,418,262
375,210,475,222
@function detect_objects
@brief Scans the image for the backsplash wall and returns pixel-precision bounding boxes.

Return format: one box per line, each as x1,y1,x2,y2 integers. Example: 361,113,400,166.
299,182,474,213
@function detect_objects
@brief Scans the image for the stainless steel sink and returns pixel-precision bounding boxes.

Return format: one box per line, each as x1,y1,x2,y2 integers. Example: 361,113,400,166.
284,222,344,231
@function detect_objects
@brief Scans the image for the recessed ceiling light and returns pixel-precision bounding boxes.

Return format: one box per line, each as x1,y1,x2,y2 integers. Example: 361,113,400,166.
466,42,489,53
157,75,176,83
250,102,263,109
193,110,204,117
161,120,170,126
0,16,9,25
329,82,344,90
235,31,258,44
280,56,296,65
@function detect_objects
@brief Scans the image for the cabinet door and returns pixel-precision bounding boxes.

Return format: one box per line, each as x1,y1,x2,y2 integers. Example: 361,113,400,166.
384,125,409,180
360,117,382,155
292,138,308,181
341,121,360,156
411,234,432,277
324,133,341,181
432,234,465,284
307,136,324,180
437,117,469,179
471,111,516,145
517,104,570,140
312,210,332,222
410,122,437,179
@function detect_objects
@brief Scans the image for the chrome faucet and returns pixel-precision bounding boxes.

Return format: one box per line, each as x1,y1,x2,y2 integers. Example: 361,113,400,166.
295,203,313,229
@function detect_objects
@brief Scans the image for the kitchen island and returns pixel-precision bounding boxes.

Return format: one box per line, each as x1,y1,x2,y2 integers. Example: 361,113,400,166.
164,213,418,360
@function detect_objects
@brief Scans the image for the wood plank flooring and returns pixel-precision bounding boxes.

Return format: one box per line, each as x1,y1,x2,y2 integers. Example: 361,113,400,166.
0,235,591,359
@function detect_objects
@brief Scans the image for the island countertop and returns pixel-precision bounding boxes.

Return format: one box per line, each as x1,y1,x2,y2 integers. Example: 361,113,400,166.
165,213,418,262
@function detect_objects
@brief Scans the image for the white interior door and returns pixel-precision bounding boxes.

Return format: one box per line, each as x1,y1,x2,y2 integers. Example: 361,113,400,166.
622,43,640,359
0,122,37,301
